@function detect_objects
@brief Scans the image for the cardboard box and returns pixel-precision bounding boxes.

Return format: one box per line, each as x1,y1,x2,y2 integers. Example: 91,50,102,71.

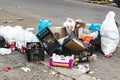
49,54,74,68
50,26,67,39
63,36,85,51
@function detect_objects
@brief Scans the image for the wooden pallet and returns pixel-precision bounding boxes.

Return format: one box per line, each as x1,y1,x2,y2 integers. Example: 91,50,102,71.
89,1,109,5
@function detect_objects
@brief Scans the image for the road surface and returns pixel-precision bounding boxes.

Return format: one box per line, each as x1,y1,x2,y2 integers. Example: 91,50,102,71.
0,0,120,80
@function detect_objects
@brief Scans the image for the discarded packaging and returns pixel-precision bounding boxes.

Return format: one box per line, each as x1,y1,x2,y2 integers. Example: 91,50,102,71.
88,54,97,61
26,28,34,32
50,26,67,39
20,67,31,72
82,35,93,43
37,27,60,55
49,53,74,68
77,64,89,73
38,19,52,33
63,36,85,51
17,18,24,21
3,67,12,72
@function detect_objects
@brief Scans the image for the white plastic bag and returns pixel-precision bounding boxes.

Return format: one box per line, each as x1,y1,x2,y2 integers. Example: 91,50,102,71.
0,48,11,55
100,11,119,55
0,25,39,49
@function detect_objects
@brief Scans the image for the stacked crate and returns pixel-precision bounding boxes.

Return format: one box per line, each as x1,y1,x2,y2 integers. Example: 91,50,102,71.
26,42,44,62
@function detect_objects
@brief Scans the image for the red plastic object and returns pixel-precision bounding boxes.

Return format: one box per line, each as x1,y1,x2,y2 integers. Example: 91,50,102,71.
3,67,12,72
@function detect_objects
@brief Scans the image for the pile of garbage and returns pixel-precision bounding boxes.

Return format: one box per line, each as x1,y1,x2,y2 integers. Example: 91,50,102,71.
0,11,119,72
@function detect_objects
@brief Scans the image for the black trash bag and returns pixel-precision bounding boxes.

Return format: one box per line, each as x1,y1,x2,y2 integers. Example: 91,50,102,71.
0,36,8,48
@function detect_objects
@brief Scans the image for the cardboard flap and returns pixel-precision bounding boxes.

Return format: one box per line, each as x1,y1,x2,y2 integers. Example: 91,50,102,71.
63,36,85,51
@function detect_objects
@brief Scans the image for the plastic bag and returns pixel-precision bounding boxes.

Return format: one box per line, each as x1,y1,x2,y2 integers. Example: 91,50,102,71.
38,19,52,32
89,23,102,37
0,26,39,50
100,11,119,55
63,18,76,35
0,48,11,55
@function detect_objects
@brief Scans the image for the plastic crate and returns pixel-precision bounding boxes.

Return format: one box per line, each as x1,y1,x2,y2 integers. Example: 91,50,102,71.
36,28,60,55
26,48,44,62
26,42,42,49
26,42,44,62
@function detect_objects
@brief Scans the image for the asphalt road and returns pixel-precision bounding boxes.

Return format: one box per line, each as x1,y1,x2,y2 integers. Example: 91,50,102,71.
0,0,120,25
0,0,120,80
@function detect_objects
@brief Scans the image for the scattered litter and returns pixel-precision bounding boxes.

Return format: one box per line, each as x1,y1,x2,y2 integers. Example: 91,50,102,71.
0,11,118,80
20,67,31,72
3,21,12,24
49,53,74,68
0,48,11,55
89,71,94,74
82,35,93,43
50,26,67,39
77,64,90,74
17,18,24,21
0,25,39,51
89,54,97,61
42,69,48,73
63,36,85,51
49,70,58,77
3,67,12,72
26,28,34,32
35,61,41,64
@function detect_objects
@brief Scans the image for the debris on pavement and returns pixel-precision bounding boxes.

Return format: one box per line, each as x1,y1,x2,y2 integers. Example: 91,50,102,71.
26,27,34,32
0,48,11,55
42,69,48,73
77,64,90,74
20,67,31,72
88,54,97,61
3,21,12,24
0,11,119,80
3,67,12,72
49,70,59,78
49,53,74,68
16,18,24,21
0,25,39,53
